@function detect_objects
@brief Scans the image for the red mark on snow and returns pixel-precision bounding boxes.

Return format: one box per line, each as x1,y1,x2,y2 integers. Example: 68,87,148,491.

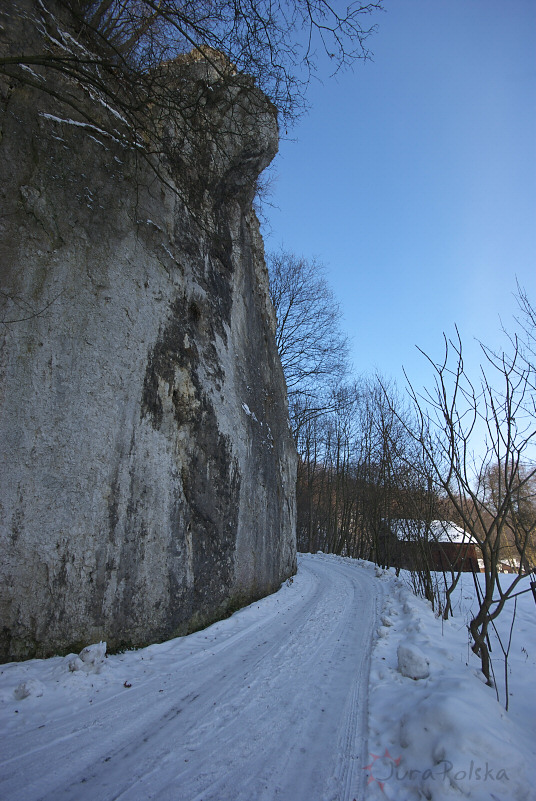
364,748,401,792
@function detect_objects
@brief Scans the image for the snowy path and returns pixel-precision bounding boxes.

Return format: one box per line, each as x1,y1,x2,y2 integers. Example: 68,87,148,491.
0,555,382,801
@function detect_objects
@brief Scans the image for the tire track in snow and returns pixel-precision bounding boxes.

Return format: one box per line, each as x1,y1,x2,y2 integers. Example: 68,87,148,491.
0,554,381,801
330,560,384,801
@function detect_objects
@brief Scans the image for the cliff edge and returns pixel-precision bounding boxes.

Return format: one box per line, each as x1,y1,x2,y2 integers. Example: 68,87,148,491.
0,2,297,661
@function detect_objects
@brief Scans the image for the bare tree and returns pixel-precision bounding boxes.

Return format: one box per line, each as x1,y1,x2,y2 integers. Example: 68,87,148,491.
405,325,536,685
480,282,536,409
0,289,63,330
292,369,450,574
267,249,350,436
1,2,384,339
1,0,384,163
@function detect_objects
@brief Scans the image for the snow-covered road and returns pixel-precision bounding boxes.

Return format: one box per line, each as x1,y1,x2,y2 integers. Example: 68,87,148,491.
0,555,382,801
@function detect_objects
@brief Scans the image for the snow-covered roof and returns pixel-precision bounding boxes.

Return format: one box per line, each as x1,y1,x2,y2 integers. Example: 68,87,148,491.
430,520,473,544
390,520,475,544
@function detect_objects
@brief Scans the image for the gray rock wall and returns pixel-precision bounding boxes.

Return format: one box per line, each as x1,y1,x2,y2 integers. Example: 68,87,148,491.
0,21,296,661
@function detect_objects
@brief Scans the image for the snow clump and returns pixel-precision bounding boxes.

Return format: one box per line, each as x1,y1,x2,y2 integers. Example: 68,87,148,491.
67,642,107,673
397,642,430,680
67,656,84,672
13,678,45,700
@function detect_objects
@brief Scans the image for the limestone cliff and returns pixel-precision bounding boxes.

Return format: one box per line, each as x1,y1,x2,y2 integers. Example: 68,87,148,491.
0,6,296,661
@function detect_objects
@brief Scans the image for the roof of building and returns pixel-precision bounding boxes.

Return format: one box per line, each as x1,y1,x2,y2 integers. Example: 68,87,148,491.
390,520,475,544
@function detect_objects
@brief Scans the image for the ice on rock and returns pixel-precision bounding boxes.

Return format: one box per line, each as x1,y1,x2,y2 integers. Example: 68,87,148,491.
397,642,430,680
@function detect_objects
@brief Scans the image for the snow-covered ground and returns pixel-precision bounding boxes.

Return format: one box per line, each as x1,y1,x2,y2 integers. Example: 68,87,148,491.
366,565,536,801
0,554,534,801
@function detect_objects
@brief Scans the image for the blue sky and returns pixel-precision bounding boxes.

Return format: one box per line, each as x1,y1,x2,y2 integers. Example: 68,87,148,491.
263,0,536,393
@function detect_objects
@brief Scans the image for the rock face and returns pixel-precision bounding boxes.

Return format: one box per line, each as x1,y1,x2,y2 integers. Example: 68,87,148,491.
0,8,296,661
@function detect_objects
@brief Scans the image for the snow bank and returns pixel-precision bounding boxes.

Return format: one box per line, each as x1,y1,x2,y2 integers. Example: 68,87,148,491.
366,568,536,801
